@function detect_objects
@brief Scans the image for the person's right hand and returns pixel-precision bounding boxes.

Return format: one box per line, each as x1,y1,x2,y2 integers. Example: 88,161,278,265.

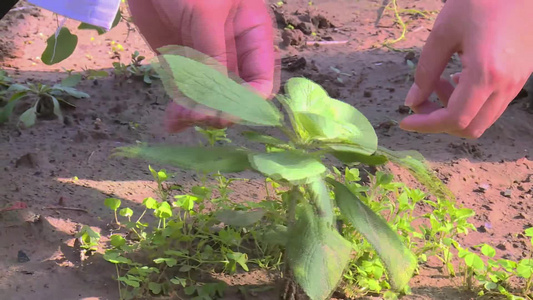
400,0,533,139
127,0,277,132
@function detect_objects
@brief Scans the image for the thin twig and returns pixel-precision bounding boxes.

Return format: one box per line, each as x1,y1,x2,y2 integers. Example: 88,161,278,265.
44,207,89,213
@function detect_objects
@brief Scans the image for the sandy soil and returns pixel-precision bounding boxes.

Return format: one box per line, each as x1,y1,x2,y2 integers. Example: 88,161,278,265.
0,0,532,299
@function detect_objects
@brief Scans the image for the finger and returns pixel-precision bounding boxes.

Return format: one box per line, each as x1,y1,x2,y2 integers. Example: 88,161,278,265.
400,70,494,134
233,0,276,97
404,8,460,108
457,91,507,138
190,8,232,71
127,0,181,51
410,78,454,114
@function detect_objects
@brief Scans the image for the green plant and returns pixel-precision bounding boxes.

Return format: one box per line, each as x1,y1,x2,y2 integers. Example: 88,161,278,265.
445,227,533,300
101,166,284,299
0,74,89,127
113,51,160,84
40,10,122,65
112,45,460,300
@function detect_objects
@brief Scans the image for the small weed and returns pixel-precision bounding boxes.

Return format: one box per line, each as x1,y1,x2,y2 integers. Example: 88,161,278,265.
97,165,284,299
0,73,89,127
113,51,159,84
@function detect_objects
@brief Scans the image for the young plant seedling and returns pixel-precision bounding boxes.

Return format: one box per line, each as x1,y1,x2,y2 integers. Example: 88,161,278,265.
0,73,89,127
113,51,160,84
113,45,458,300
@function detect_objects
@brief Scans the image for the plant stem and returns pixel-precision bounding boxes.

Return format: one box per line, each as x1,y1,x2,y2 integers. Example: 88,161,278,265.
116,264,123,300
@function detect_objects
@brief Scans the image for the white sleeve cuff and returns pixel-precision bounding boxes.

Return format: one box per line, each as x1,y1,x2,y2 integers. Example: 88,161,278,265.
27,0,121,30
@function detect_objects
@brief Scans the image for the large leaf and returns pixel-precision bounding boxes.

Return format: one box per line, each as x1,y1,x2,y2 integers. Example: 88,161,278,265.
248,151,326,184
307,178,335,225
377,147,455,201
52,85,90,98
114,145,252,173
327,178,417,291
242,131,288,147
61,74,82,87
41,27,78,65
215,209,265,227
19,106,36,128
287,203,351,300
151,46,282,127
0,91,27,123
329,148,388,166
282,77,377,155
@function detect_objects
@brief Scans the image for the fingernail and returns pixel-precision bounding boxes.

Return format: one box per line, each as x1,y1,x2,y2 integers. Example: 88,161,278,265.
404,84,420,107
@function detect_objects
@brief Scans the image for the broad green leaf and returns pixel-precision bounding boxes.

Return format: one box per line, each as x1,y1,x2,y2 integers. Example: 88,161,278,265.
262,224,288,247
174,195,198,211
215,209,265,227
104,198,121,211
50,96,63,123
464,253,485,270
86,70,109,79
143,197,157,209
327,178,417,290
104,251,132,264
61,73,82,87
307,178,335,224
242,131,288,146
78,22,106,35
525,227,533,237
170,277,187,287
286,203,351,300
119,207,133,217
155,202,172,219
52,85,90,98
41,27,78,65
115,145,253,173
152,47,282,127
118,275,140,287
148,282,162,295
227,252,249,271
516,259,533,278
377,147,455,202
330,149,388,166
249,151,326,184
19,106,36,128
153,257,177,267
110,235,126,248
282,77,377,155
7,84,30,92
0,91,27,123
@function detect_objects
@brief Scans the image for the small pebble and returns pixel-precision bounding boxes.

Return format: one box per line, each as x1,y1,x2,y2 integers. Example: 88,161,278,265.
501,189,512,198
17,250,30,263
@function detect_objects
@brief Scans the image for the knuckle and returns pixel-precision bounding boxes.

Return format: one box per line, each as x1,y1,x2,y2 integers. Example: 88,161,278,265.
451,114,472,131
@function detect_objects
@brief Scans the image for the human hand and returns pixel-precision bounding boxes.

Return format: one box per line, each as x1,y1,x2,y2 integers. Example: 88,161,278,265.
127,0,277,132
400,0,533,139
